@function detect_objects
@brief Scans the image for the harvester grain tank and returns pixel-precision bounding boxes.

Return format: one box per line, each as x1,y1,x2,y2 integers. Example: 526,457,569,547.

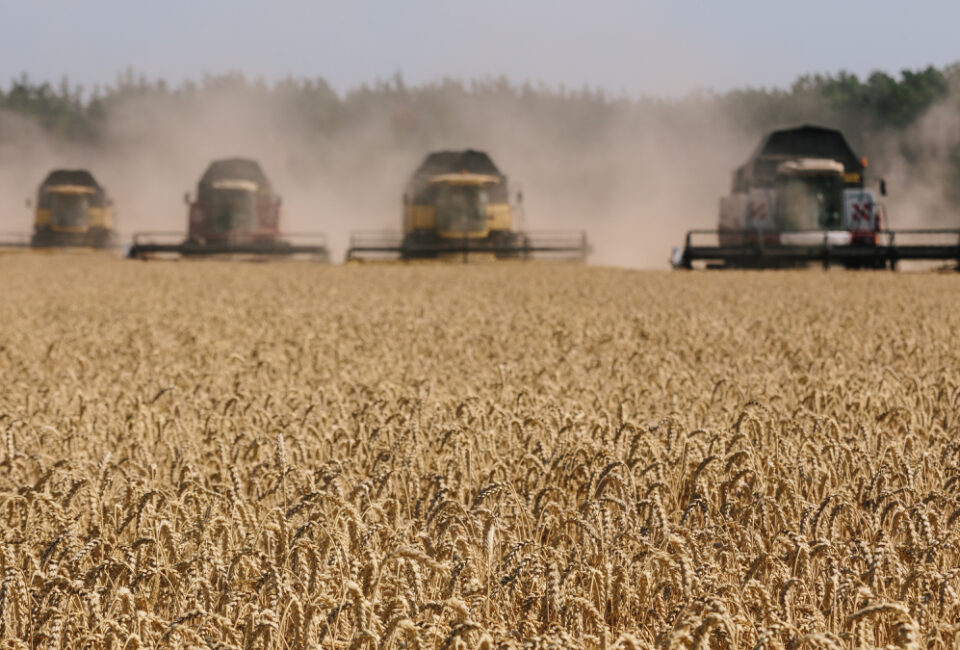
346,149,589,261
673,125,960,269
1,169,117,249
128,158,329,260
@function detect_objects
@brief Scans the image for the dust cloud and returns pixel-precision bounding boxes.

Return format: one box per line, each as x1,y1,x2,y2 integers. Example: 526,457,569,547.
0,88,419,258
873,99,960,229
1,79,954,267
0,112,62,237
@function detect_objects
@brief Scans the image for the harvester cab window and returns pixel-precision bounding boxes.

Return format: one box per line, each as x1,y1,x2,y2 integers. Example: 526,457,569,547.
435,185,489,233
50,193,90,228
777,174,843,230
211,189,257,232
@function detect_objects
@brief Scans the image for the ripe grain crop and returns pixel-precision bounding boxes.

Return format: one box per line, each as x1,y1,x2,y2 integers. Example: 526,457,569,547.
0,254,959,649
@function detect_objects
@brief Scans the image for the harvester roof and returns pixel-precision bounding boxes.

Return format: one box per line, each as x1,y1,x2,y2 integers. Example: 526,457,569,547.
409,149,509,202
200,158,272,193
40,169,101,190
428,172,501,186
734,125,865,190
38,169,107,204
41,185,98,195
777,159,845,176
415,150,502,178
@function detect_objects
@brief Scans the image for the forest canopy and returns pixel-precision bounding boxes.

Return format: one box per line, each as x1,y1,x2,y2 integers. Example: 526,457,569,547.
2,65,957,147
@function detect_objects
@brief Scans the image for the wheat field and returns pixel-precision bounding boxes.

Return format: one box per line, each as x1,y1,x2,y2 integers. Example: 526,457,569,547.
0,254,958,649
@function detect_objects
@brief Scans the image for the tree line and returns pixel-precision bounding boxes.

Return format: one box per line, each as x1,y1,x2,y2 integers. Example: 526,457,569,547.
2,65,956,138
2,64,960,202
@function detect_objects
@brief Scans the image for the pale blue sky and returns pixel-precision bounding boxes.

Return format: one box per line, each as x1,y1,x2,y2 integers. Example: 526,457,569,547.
1,0,957,96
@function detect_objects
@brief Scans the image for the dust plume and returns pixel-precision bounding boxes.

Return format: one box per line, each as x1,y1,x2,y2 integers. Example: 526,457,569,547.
871,97,960,228
0,79,759,268
2,75,956,267
0,111,64,235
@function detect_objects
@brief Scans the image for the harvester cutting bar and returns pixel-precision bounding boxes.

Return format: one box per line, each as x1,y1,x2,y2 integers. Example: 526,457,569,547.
883,229,960,266
346,230,589,262
674,229,960,270
524,231,591,260
128,232,330,261
344,231,405,260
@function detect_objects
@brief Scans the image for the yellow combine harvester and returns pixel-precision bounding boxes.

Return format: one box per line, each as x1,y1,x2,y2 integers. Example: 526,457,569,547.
28,169,116,248
346,149,588,261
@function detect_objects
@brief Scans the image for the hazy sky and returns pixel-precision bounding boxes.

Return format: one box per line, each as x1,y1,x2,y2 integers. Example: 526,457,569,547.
1,0,958,97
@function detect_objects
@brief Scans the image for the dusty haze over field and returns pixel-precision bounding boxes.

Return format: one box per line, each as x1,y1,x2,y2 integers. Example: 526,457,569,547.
2,85,957,267
0,86,758,267
1,0,959,266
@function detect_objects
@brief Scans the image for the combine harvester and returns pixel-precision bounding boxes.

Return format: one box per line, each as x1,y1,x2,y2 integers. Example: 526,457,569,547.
346,149,589,261
672,125,960,270
1,169,117,250
128,158,329,261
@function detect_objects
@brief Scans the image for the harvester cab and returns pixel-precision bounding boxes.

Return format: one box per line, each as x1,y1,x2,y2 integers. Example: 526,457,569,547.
190,178,273,243
27,169,116,249
675,125,960,270
346,149,589,261
775,159,845,231
128,158,329,261
428,173,499,237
